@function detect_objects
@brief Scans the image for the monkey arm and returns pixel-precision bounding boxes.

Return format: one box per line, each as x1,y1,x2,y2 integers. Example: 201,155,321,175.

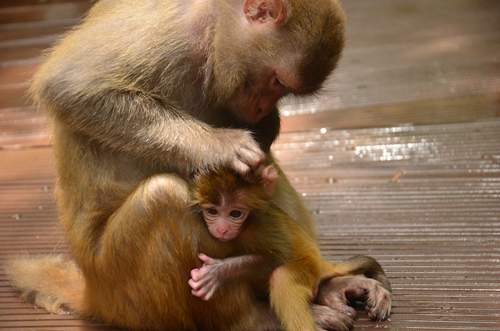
268,241,323,331
38,85,264,175
189,253,267,301
29,1,263,175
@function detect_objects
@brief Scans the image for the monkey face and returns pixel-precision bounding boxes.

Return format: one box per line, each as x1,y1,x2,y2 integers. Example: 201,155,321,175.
226,67,295,123
201,204,250,241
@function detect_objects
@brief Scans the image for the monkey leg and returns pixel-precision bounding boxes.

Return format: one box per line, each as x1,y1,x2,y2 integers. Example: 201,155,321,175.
269,263,316,331
269,261,353,331
77,173,201,329
7,176,195,329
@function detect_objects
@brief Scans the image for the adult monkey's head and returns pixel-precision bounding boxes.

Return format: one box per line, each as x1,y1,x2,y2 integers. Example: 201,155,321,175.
207,0,346,124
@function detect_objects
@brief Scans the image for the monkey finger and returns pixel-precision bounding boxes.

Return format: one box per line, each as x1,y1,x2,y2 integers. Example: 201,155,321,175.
236,146,265,170
365,286,392,321
188,279,201,291
311,304,354,331
316,289,357,318
189,278,210,292
195,270,210,281
190,268,200,280
230,159,253,180
201,286,217,301
221,129,264,174
189,273,210,288
238,142,264,158
198,253,216,265
362,282,378,309
316,276,360,316
191,288,207,299
344,281,391,320
191,279,218,301
320,295,357,319
247,154,265,172
330,276,391,321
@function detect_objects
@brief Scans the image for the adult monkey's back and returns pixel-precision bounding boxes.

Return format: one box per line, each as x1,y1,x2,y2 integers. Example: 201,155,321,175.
6,0,392,330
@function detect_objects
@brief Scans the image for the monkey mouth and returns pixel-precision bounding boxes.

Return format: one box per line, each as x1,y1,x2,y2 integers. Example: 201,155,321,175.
215,234,235,242
217,236,232,242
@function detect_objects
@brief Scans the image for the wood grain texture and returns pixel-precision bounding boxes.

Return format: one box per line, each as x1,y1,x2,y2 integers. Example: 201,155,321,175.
1,0,499,330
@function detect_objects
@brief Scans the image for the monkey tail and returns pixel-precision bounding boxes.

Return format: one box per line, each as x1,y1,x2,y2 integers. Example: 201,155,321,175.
5,254,85,314
322,255,392,292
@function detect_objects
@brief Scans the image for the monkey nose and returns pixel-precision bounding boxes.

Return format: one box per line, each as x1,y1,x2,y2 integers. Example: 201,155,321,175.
218,227,227,234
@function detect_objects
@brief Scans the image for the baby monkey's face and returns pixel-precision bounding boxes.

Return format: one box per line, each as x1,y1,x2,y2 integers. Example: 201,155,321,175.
201,203,250,241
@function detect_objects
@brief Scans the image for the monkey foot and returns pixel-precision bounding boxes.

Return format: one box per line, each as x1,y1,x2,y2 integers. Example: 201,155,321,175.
316,275,392,322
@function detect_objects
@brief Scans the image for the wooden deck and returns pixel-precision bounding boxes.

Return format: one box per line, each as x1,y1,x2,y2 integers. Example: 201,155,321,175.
1,0,499,330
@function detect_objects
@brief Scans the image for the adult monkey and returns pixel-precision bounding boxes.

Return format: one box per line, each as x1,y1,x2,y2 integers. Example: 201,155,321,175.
7,0,392,330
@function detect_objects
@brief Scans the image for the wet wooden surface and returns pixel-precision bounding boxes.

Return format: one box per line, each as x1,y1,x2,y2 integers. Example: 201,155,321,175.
1,0,499,330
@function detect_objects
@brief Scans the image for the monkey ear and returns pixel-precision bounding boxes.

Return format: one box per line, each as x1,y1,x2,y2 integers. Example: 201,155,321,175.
260,165,279,195
243,0,287,27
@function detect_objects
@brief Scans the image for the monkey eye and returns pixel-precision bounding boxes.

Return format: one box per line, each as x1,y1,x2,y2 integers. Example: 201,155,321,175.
229,210,243,218
206,208,218,216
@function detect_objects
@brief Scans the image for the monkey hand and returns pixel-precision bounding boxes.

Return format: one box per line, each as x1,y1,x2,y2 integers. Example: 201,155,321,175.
311,304,354,331
316,275,392,321
188,254,226,301
216,129,265,181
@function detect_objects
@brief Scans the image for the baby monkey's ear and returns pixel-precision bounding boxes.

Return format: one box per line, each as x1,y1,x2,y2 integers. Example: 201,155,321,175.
259,165,279,195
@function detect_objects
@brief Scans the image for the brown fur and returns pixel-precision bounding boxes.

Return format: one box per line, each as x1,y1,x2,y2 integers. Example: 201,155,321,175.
6,0,391,330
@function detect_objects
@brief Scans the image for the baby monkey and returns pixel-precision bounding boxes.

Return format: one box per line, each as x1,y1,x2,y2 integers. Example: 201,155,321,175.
189,165,392,330
190,165,302,292
190,165,339,331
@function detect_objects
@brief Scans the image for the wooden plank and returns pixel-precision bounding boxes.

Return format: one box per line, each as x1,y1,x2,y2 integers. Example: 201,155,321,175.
0,2,91,25
1,0,499,330
0,0,90,8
